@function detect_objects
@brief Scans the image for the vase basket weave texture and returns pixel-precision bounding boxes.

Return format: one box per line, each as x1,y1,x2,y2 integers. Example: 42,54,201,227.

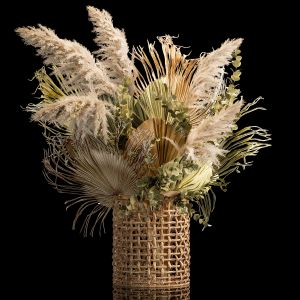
112,200,190,288
113,286,190,299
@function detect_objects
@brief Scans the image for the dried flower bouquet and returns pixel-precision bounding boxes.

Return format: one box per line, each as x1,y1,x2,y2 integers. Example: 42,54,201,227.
16,6,270,236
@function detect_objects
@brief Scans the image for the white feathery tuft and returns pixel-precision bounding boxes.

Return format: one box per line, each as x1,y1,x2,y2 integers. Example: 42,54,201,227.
15,25,116,96
186,143,228,166
190,38,243,106
30,93,114,141
186,100,243,165
87,6,135,85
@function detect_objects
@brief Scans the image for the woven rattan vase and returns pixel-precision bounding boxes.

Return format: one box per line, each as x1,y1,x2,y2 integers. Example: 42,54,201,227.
112,199,190,288
113,286,190,299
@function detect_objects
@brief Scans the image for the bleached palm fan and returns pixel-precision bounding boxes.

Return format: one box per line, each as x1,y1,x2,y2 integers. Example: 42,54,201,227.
16,6,270,235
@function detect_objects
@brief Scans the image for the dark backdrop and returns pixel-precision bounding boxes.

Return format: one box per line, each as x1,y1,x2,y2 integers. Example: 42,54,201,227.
4,0,288,298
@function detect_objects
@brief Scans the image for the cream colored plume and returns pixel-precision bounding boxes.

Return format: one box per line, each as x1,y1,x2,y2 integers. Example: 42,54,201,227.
15,25,116,96
30,93,114,141
87,6,135,85
190,38,243,106
192,143,228,167
186,100,243,165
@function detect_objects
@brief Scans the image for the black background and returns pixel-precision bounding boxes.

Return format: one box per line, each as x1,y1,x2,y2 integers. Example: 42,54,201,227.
4,0,290,298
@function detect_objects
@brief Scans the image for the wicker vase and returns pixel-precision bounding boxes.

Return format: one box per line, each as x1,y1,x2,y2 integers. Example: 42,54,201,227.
113,286,190,299
112,199,190,288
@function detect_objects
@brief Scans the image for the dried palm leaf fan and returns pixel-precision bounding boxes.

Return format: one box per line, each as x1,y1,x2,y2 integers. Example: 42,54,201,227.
16,5,271,289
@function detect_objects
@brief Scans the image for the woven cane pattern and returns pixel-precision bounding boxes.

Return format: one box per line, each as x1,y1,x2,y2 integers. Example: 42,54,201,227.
113,286,190,299
112,200,190,288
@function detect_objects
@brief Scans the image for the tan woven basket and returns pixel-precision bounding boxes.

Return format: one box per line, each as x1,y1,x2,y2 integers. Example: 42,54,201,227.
112,199,190,288
113,286,190,299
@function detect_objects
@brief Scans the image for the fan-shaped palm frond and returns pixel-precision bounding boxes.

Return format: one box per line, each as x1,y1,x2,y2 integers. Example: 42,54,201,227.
136,118,186,168
43,135,140,236
133,36,198,102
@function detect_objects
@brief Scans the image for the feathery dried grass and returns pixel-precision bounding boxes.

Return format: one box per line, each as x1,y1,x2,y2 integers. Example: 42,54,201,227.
190,39,243,106
16,25,116,96
190,143,228,167
87,6,135,85
186,100,243,165
28,92,115,141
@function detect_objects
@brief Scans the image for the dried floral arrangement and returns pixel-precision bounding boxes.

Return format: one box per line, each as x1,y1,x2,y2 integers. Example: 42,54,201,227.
16,6,270,236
